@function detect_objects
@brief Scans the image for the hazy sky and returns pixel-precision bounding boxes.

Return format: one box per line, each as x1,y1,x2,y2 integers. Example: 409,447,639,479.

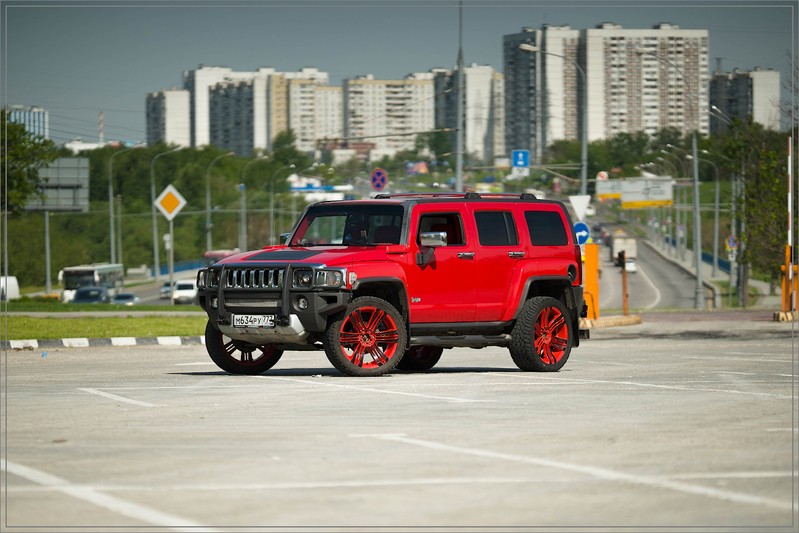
3,0,796,145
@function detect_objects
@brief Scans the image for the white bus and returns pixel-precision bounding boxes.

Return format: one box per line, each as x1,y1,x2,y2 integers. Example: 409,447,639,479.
58,263,124,303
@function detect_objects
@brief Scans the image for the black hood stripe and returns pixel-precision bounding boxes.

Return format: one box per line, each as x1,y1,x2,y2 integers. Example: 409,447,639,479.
246,250,323,261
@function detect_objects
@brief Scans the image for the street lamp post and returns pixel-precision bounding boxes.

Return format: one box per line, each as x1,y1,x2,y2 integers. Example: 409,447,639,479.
205,151,235,252
108,146,139,264
238,155,269,250
150,146,182,283
239,183,247,250
270,164,295,245
638,49,704,309
519,43,588,196
689,155,720,277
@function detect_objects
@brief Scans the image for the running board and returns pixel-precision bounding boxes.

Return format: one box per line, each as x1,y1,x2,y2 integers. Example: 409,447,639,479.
409,335,511,348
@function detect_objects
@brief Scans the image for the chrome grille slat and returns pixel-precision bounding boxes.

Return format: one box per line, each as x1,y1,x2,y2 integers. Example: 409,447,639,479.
207,267,284,289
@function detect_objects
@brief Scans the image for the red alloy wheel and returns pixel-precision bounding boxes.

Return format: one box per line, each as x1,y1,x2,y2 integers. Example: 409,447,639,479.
534,305,569,364
337,305,401,368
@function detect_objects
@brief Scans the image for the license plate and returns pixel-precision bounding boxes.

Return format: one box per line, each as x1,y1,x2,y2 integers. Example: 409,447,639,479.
232,314,275,328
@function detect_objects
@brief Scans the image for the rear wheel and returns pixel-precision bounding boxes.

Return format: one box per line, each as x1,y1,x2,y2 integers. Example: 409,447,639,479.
509,296,572,372
324,296,406,376
205,320,284,375
397,346,443,371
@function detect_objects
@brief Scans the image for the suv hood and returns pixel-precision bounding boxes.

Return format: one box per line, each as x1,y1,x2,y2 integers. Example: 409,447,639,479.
215,245,396,268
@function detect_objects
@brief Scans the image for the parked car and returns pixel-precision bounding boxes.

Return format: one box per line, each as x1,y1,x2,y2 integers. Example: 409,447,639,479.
111,292,140,306
197,192,589,377
159,281,172,299
172,280,198,304
70,286,110,304
625,259,638,273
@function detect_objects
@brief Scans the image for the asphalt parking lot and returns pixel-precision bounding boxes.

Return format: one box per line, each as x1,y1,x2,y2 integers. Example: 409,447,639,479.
2,313,797,532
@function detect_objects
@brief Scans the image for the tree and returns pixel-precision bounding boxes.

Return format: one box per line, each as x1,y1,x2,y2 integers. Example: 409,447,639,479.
1,109,59,212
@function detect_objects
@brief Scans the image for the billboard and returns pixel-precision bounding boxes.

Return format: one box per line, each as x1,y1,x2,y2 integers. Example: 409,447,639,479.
621,177,674,209
26,157,90,212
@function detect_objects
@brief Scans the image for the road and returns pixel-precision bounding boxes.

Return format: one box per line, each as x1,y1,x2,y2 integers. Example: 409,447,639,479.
2,313,796,531
599,233,697,312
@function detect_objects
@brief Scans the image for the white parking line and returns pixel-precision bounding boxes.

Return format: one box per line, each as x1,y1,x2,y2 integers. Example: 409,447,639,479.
2,459,217,532
256,375,491,403
78,388,159,407
496,373,792,399
358,434,793,511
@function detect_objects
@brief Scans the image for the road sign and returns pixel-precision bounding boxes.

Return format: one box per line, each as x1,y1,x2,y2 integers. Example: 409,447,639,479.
154,184,187,221
511,150,529,168
569,194,592,221
574,221,590,245
370,168,388,191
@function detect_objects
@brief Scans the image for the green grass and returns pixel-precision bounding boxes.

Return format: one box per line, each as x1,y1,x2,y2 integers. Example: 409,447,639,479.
5,297,208,340
5,315,208,340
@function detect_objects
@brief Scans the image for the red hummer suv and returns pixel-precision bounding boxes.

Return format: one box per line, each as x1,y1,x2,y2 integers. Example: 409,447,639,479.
196,192,588,376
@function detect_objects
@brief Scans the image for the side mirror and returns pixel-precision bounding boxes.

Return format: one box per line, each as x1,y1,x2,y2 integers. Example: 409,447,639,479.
279,233,290,245
420,231,447,247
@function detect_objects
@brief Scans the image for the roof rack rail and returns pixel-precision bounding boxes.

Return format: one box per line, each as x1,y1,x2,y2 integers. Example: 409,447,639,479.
372,192,540,200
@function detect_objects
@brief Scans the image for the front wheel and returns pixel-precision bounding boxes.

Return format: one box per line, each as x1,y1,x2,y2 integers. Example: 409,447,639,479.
205,320,284,375
396,346,443,371
509,296,573,372
323,296,407,376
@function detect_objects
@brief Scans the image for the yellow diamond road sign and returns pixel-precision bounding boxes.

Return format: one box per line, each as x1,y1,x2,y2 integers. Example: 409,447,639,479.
155,184,187,221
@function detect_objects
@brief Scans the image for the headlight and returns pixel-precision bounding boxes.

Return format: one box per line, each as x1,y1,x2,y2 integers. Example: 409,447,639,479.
293,270,314,288
292,269,346,289
315,270,345,288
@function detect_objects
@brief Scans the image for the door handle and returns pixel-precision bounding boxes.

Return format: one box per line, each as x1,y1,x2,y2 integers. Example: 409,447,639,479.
508,251,525,258
457,252,475,259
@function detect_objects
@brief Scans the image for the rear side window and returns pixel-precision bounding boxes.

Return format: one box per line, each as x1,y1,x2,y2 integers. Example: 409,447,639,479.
475,211,518,246
525,211,569,246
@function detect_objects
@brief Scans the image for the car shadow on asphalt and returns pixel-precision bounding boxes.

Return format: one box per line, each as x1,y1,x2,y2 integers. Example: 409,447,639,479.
169,365,523,378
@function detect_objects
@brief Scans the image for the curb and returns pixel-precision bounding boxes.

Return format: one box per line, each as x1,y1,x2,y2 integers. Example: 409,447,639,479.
581,314,642,329
3,336,205,350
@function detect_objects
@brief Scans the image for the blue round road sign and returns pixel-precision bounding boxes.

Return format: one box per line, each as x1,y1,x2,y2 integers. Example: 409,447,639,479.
370,168,388,191
573,221,590,245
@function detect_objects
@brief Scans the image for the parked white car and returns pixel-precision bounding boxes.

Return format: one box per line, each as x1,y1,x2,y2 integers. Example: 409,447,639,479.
172,280,198,304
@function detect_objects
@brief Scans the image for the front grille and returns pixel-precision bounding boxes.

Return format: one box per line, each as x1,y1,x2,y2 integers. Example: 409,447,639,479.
208,267,284,289
224,298,281,309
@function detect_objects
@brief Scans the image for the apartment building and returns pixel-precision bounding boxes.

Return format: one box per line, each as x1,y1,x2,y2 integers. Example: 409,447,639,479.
7,105,49,139
433,64,505,163
709,67,781,133
503,26,580,164
152,63,505,161
504,23,709,163
589,23,709,139
342,73,435,160
145,89,190,147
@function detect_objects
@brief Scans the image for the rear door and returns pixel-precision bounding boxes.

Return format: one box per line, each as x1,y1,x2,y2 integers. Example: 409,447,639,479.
468,205,524,321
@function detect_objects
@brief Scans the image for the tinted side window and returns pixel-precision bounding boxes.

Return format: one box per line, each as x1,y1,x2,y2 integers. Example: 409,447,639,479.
525,211,568,246
475,211,518,246
418,213,465,245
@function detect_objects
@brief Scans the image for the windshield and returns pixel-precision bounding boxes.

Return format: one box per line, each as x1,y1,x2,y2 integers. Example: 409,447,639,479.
291,204,404,246
63,272,96,290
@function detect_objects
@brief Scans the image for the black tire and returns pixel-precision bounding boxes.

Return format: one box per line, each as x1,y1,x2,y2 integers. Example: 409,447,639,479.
205,320,284,375
396,346,443,371
323,296,407,376
509,296,573,372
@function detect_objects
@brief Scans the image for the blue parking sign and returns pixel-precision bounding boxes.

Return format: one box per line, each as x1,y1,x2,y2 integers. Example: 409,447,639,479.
512,150,530,168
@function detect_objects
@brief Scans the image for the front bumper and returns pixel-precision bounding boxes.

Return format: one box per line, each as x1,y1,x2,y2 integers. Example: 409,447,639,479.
197,265,351,346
